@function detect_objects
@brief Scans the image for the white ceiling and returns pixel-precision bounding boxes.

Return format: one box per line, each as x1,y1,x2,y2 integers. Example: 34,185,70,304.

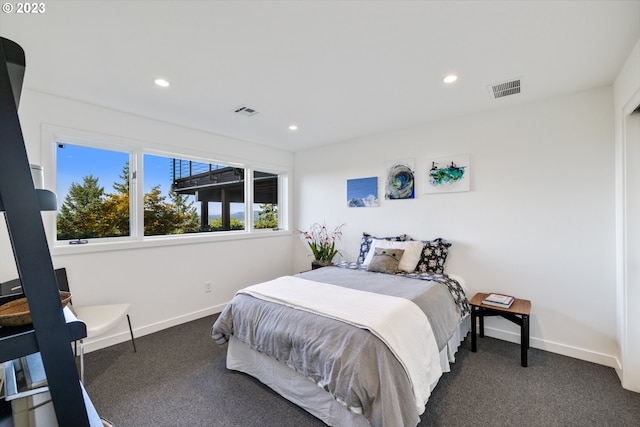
1,1,639,152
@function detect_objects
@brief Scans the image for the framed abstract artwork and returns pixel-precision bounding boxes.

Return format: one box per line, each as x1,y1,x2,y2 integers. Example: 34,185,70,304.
385,159,415,200
425,155,470,194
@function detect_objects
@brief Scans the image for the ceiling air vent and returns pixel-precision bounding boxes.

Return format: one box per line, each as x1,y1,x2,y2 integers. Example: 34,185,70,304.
234,105,260,116
488,79,521,100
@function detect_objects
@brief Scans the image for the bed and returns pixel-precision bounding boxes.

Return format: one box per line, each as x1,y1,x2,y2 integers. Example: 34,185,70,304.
211,235,470,427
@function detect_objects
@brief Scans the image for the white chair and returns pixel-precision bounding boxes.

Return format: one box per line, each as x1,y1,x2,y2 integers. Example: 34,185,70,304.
55,268,136,382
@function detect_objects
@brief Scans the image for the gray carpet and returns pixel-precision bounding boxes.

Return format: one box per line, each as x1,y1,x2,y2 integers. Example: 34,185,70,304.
83,315,640,426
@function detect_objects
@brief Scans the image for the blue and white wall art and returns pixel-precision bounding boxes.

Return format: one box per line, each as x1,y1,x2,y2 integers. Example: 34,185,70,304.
347,176,378,207
385,160,415,200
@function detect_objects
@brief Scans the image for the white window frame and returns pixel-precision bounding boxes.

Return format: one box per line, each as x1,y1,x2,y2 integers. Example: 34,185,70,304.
41,126,290,255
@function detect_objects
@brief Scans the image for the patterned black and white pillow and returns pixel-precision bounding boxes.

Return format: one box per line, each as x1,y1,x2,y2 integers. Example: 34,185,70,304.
415,238,452,274
357,232,408,264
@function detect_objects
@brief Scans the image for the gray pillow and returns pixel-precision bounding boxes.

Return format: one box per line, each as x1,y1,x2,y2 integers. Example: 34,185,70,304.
367,248,405,273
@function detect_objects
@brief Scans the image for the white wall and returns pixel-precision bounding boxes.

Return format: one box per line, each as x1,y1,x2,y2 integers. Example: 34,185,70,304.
294,87,617,366
0,90,295,351
0,67,627,379
614,38,640,392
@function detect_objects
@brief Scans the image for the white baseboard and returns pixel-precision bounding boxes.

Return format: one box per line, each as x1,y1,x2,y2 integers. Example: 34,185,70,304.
82,305,620,373
80,303,227,354
482,326,618,368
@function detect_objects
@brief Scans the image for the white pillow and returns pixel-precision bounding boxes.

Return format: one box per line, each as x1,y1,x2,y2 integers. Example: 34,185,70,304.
363,239,424,272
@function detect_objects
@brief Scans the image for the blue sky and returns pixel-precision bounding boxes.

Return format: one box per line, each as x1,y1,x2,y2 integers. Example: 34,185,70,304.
56,144,169,198
346,176,378,200
55,144,227,214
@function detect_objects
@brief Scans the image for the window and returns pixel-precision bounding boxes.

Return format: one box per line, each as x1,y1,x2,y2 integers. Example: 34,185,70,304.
253,170,279,230
54,140,284,243
146,155,247,234
56,143,130,240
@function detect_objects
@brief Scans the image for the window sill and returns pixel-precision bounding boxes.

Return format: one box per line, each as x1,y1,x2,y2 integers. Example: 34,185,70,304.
51,228,291,256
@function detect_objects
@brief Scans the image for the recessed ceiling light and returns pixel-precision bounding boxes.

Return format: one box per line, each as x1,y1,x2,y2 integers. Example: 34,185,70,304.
443,75,458,84
154,78,170,87
288,124,298,131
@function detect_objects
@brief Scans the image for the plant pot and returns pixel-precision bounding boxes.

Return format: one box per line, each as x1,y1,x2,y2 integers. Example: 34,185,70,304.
311,261,331,270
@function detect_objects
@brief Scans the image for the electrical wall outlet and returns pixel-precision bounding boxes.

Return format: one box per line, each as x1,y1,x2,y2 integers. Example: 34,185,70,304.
204,281,212,293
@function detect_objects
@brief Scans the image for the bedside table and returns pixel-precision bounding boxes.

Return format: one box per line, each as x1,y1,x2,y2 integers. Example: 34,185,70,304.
470,292,532,367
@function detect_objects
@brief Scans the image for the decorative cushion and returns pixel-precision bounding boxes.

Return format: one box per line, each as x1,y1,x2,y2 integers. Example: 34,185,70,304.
357,232,408,264
362,239,423,272
367,248,405,273
415,238,452,274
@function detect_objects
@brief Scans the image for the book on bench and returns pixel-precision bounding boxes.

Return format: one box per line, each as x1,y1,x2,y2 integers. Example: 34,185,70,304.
482,293,514,308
